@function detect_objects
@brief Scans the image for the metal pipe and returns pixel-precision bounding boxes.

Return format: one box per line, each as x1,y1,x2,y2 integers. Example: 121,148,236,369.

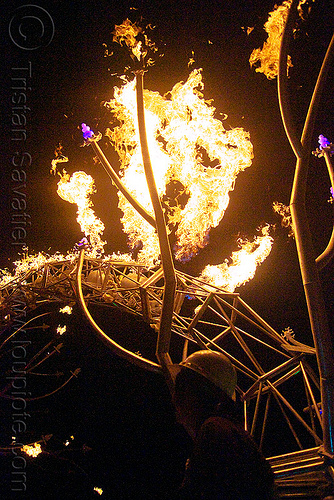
76,248,162,373
289,31,334,457
135,70,176,384
300,360,322,427
88,138,156,228
277,0,303,159
251,381,263,436
316,149,334,269
268,381,322,445
278,0,334,457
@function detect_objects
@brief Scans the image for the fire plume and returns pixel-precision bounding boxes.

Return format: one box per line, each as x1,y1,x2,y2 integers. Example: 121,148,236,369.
249,0,293,79
200,225,273,291
105,69,255,266
56,170,106,257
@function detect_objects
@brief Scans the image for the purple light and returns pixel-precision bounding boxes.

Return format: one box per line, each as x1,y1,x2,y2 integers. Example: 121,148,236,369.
318,134,330,149
82,123,94,140
77,237,89,247
330,187,334,199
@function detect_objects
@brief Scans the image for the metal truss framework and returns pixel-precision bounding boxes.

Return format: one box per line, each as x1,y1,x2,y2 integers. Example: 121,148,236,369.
0,255,326,463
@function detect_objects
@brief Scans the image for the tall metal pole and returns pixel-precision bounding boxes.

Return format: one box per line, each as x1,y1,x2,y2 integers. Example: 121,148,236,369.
278,0,334,458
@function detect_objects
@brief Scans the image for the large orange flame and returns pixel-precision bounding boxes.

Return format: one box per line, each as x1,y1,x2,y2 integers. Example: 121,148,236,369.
105,69,256,266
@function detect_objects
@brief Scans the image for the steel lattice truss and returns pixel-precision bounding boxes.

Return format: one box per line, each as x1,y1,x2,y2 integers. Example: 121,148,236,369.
0,255,323,456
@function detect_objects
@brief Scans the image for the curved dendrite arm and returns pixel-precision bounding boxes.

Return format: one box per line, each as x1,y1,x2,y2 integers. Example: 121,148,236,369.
278,0,303,159
87,136,156,229
284,9,334,456
316,149,334,269
76,248,162,374
301,33,334,153
135,70,176,387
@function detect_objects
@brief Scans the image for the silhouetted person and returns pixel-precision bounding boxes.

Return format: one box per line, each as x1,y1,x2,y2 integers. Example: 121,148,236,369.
172,350,278,499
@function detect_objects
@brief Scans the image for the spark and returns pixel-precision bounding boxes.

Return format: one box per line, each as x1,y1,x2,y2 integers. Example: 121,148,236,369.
242,27,254,35
188,51,195,67
94,487,103,495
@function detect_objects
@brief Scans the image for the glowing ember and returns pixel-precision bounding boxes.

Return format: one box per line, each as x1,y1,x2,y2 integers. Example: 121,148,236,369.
57,325,67,335
21,442,42,458
105,68,254,264
249,0,293,79
200,226,273,292
59,305,72,315
94,486,103,496
56,170,106,257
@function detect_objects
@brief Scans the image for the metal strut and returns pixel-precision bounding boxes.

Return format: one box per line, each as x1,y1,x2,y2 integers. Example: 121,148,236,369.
135,69,177,386
278,0,334,459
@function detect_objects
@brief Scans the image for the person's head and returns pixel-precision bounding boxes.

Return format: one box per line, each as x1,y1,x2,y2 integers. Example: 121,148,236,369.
173,350,238,438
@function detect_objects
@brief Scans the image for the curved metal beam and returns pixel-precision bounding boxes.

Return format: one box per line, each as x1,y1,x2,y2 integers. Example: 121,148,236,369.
75,248,162,374
135,69,176,386
88,137,156,228
316,149,334,269
286,14,334,457
278,0,303,159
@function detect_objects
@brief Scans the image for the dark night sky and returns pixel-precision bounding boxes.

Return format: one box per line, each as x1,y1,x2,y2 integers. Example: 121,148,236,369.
0,1,334,498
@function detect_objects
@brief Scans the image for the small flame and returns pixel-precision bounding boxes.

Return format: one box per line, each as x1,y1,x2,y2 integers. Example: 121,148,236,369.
113,19,143,60
94,487,103,496
57,325,67,335
57,171,106,257
21,443,42,458
112,18,157,62
200,226,273,292
273,201,294,236
249,0,293,79
59,305,72,315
